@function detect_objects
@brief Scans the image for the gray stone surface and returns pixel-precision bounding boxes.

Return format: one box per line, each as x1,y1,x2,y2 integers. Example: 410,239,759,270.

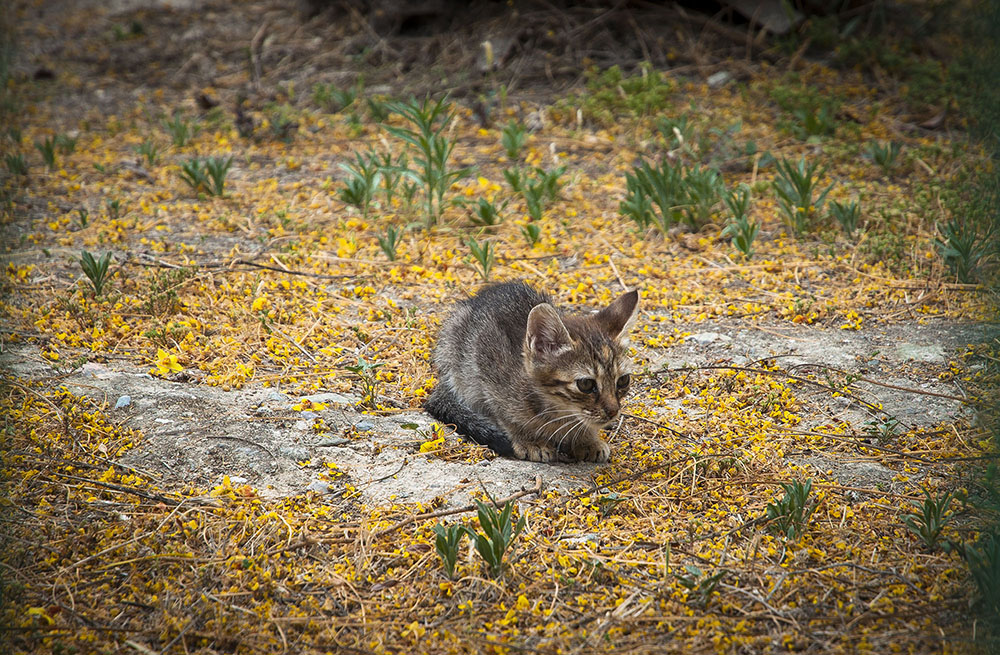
0,319,992,507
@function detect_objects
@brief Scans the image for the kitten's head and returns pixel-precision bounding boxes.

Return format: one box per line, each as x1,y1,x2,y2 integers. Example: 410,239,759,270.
523,289,639,428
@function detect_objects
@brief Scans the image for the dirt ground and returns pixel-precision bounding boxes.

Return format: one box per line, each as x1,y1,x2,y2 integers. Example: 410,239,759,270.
3,1,999,654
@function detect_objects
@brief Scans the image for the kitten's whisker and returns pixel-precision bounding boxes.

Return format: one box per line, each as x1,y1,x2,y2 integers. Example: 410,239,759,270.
532,409,582,431
551,416,585,453
534,411,581,432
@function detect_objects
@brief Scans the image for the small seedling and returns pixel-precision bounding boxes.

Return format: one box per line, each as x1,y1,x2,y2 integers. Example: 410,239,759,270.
471,197,506,227
5,153,28,176
721,184,758,257
520,184,544,222
203,156,233,196
135,140,160,166
561,63,674,126
765,479,814,539
902,488,953,551
344,356,382,408
684,166,724,226
503,167,525,194
772,157,833,235
466,237,495,280
964,532,1000,616
377,225,404,261
312,82,358,113
677,565,726,608
936,218,993,283
597,492,627,518
520,222,541,246
365,96,391,122
463,498,526,578
105,198,123,220
79,250,113,296
55,134,77,155
35,136,57,169
791,101,838,138
374,151,407,208
656,114,694,154
501,121,527,160
162,113,197,147
771,83,839,139
76,208,89,228
619,178,656,231
868,141,901,175
506,166,565,221
829,199,861,237
533,166,565,203
620,159,683,232
265,104,299,143
382,96,471,226
338,151,382,220
863,415,901,443
178,156,232,197
178,158,207,193
432,523,464,579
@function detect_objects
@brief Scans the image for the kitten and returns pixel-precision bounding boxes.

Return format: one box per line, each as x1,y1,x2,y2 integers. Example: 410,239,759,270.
425,282,638,463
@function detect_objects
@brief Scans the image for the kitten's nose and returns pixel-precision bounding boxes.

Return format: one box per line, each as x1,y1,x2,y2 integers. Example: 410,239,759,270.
601,398,619,421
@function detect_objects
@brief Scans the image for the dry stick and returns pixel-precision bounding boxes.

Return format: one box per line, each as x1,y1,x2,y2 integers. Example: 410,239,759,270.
789,363,969,404
44,470,181,506
607,254,628,292
3,375,68,426
621,410,691,441
780,429,955,464
234,259,357,280
124,641,158,655
266,476,544,556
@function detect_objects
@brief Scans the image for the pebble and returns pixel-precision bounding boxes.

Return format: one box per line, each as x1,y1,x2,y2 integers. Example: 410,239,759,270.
319,437,351,447
354,420,376,431
561,533,600,546
707,71,732,88
300,410,317,420
895,342,946,363
229,475,249,485
278,446,309,461
307,479,331,494
114,395,131,409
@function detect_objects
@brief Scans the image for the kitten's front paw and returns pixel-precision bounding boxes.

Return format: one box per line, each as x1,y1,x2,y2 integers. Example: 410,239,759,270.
572,438,610,463
513,441,557,463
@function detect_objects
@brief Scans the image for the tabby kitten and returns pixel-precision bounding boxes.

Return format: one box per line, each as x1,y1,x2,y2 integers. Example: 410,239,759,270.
425,282,639,463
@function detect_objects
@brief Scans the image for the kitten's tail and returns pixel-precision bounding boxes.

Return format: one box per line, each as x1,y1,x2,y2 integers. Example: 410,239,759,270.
424,386,515,458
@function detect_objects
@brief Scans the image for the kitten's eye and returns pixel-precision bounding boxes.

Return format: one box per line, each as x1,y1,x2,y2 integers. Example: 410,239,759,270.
576,378,597,394
616,374,631,390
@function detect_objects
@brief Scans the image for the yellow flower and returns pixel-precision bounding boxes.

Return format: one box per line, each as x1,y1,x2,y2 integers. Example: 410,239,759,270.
154,349,183,376
251,295,269,312
419,434,446,453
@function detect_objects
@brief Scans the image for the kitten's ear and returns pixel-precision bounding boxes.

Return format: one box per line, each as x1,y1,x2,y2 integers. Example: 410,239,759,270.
526,303,573,358
595,289,639,340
